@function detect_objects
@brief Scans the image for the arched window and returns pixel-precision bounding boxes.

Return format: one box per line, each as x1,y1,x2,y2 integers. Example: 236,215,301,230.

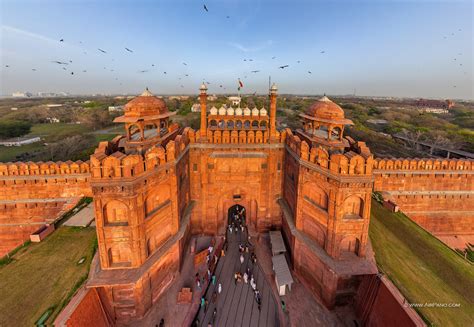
128,124,140,140
343,195,364,219
340,236,360,255
210,120,217,128
251,120,259,129
235,120,243,129
331,127,342,140
143,123,158,139
244,120,251,129
103,200,129,225
260,121,267,129
227,120,235,129
218,120,225,128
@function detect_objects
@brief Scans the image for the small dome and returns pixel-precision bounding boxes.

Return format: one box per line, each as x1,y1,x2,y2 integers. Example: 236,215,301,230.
124,88,168,117
251,107,259,116
306,96,345,120
243,107,251,116
260,107,267,116
235,107,243,115
210,106,218,115
227,107,234,115
218,106,226,115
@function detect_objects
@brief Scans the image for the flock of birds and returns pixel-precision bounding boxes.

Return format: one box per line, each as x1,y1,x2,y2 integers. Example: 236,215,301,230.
2,3,468,92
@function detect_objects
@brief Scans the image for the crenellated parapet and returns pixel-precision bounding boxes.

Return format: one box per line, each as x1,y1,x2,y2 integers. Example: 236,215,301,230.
90,128,192,180
0,160,90,176
373,157,473,172
284,128,374,176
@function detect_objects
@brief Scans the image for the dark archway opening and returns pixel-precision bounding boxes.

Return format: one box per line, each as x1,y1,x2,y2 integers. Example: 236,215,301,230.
227,204,246,227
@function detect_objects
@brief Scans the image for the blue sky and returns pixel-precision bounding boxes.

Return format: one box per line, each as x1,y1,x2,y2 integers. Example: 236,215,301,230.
1,0,472,99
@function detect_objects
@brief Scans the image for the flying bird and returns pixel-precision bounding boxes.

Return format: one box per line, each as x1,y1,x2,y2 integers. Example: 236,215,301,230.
297,60,301,63
163,71,167,74
5,65,9,67
152,64,155,67
279,65,289,69
251,70,260,73
219,85,223,88
248,59,253,62
308,71,312,74
183,62,187,66
52,61,68,65
203,4,208,12
206,82,211,85
70,72,74,75
62,67,67,70
32,68,37,71
139,70,148,73
320,51,325,54
98,48,107,53
272,56,276,59
59,39,64,42
185,74,189,77
226,16,230,19
125,47,133,53
83,70,87,73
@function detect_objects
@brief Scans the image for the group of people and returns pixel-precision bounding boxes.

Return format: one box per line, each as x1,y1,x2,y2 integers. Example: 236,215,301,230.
234,252,262,311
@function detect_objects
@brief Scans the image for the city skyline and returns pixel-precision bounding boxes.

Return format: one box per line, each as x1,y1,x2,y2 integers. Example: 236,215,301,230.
1,0,473,99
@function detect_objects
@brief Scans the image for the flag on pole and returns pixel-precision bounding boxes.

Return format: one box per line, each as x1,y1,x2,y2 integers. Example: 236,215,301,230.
238,79,244,91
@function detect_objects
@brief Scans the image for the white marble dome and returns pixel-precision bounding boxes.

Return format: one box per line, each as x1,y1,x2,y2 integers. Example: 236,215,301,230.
260,107,267,116
251,107,259,116
210,106,218,115
235,107,243,115
243,107,251,116
227,107,234,115
218,106,226,115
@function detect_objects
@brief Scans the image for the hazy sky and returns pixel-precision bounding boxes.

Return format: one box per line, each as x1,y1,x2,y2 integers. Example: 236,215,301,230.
1,0,472,99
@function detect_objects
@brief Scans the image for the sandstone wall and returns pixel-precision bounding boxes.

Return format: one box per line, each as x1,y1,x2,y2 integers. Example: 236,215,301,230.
373,158,474,236
0,160,92,256
355,274,425,327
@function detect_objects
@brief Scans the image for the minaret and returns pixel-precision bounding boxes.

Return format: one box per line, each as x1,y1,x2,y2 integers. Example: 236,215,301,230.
199,83,208,140
269,83,278,140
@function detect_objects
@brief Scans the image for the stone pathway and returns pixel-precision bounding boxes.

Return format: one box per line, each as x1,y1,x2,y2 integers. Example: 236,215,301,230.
194,229,279,327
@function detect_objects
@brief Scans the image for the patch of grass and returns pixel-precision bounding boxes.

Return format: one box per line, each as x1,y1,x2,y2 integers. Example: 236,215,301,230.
0,226,97,326
0,241,31,267
0,143,45,162
369,199,474,326
30,123,89,142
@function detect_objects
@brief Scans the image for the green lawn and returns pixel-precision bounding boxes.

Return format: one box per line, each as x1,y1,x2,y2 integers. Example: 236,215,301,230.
0,143,45,162
0,226,97,326
29,123,90,142
369,200,474,326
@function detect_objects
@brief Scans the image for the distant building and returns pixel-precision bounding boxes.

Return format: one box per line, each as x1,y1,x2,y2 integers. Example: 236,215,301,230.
46,104,63,108
10,107,18,111
367,119,388,125
228,96,241,106
191,104,201,112
46,117,60,123
207,95,218,101
419,108,449,114
0,137,41,147
12,92,32,98
168,96,190,100
108,105,125,112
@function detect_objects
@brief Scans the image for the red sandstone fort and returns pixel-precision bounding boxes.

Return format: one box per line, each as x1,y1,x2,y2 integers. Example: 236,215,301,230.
0,85,472,325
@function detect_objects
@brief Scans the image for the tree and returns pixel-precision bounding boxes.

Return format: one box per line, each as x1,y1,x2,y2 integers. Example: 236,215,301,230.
0,121,32,139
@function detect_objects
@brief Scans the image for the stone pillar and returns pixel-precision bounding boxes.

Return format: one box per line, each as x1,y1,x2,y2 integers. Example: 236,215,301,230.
269,83,278,141
199,83,208,141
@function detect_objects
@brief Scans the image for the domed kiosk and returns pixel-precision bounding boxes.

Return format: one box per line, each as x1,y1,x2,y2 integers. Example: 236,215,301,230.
298,96,353,150
113,88,176,153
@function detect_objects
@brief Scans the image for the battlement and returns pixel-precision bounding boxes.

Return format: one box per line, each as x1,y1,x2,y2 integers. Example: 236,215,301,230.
284,129,374,176
90,127,193,179
0,160,90,177
373,158,473,172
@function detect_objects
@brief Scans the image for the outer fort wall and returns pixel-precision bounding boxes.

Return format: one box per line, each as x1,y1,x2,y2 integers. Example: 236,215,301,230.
355,274,425,327
0,160,92,256
373,158,474,236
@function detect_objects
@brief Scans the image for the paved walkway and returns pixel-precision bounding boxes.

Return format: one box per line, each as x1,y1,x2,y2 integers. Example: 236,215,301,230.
194,229,279,327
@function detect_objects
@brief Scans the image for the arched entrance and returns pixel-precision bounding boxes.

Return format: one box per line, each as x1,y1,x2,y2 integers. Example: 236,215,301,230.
227,204,246,227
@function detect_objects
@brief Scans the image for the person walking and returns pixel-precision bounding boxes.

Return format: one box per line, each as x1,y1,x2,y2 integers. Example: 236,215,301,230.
218,283,222,294
212,274,216,285
234,272,238,285
243,272,248,284
159,318,165,327
212,308,217,323
200,296,205,310
240,254,244,265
